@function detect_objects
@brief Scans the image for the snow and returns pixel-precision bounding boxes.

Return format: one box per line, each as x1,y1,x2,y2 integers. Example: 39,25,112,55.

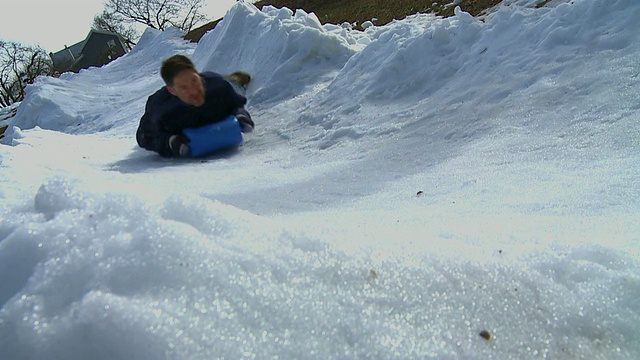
1,0,639,358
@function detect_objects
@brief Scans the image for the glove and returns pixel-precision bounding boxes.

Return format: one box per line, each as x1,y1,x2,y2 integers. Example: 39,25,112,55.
235,109,254,133
169,134,191,157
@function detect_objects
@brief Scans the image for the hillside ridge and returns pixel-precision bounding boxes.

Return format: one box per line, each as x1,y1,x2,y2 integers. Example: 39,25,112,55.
184,0,509,43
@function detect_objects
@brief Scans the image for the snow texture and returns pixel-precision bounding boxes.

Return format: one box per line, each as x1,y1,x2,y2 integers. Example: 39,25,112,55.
1,0,639,358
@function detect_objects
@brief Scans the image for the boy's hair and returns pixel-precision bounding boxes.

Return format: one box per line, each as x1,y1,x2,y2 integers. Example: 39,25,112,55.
160,55,197,85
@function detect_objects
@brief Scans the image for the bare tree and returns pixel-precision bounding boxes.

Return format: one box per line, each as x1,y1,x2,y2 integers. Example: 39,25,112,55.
102,0,207,33
172,0,208,33
0,41,53,107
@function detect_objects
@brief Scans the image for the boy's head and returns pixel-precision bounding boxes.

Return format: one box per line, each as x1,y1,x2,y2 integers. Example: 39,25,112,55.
161,54,196,85
161,55,205,106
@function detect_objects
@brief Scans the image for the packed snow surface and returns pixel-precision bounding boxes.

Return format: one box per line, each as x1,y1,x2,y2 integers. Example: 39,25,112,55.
1,0,639,358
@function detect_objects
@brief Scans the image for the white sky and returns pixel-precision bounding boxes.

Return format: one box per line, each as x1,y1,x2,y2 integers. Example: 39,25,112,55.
0,0,238,53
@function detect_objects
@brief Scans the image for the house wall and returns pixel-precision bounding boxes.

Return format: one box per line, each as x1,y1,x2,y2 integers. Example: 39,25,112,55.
71,33,127,72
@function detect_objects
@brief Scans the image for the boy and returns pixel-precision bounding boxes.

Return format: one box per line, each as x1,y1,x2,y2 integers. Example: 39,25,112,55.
136,55,253,157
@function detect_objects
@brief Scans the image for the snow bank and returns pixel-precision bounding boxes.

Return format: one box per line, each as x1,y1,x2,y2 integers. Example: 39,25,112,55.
1,177,639,359
0,103,19,124
1,0,639,358
193,4,362,105
302,0,640,138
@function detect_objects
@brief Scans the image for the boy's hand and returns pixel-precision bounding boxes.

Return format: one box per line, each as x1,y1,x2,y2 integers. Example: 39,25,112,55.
169,134,191,157
236,113,254,133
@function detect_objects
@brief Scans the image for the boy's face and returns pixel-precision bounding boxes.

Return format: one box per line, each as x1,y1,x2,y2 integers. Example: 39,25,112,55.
167,70,205,106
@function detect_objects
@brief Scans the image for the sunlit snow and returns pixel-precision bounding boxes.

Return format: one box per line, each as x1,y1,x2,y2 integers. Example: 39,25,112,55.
1,0,639,358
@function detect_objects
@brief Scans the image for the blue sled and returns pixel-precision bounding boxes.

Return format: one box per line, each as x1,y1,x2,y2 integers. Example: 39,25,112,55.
182,115,243,157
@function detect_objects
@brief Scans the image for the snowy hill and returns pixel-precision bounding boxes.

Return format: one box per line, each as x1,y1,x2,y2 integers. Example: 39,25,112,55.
1,0,639,358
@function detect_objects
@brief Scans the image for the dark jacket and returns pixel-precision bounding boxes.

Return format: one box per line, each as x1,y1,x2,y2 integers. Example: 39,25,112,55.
136,71,249,157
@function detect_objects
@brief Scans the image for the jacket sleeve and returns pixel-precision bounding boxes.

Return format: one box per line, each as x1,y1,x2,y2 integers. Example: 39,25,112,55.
227,81,252,125
136,95,174,157
204,72,249,118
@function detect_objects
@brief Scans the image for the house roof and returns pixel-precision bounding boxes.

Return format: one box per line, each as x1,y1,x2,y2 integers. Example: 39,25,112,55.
50,40,84,64
78,29,126,53
49,30,127,73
